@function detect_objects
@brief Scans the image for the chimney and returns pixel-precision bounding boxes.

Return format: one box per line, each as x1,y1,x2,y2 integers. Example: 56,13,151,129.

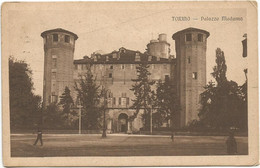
93,55,97,62
158,34,167,42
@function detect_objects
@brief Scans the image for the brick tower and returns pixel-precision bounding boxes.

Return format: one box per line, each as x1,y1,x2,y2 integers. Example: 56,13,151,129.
41,28,78,107
172,28,210,127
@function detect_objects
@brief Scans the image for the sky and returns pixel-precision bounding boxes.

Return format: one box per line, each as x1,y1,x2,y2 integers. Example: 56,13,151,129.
6,2,247,97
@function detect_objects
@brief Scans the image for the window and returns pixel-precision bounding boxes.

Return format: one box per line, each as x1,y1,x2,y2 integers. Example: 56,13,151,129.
188,57,191,63
121,98,126,106
135,56,140,61
192,72,197,79
108,92,113,98
109,73,112,78
112,53,117,59
186,33,192,42
126,97,130,105
135,53,141,61
53,34,58,42
51,95,58,103
107,98,112,107
51,92,57,103
74,64,77,70
52,82,56,88
198,34,203,42
122,93,127,97
165,75,169,82
65,35,70,43
119,97,121,105
121,64,125,69
120,48,126,53
113,97,116,105
52,58,57,68
52,72,56,80
110,65,113,69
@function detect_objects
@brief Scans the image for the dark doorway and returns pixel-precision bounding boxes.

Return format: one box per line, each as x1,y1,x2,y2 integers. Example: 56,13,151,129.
118,113,128,133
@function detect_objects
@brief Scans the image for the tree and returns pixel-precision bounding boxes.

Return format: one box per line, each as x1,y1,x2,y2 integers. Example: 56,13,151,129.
9,56,42,130
74,66,102,130
130,63,155,130
59,86,77,128
155,79,180,128
198,48,247,129
100,86,109,137
211,48,227,86
43,103,63,129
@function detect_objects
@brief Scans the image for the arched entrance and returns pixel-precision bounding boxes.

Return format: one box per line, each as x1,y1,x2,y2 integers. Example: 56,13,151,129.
118,113,128,133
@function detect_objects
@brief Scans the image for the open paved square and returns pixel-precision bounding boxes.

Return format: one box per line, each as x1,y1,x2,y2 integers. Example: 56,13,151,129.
11,134,248,157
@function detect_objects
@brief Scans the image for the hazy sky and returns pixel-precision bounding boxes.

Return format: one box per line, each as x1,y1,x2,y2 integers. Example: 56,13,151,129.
6,3,247,96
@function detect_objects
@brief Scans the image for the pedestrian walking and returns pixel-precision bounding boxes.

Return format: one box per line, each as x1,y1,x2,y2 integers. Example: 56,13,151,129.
171,132,174,142
33,127,43,146
226,131,237,155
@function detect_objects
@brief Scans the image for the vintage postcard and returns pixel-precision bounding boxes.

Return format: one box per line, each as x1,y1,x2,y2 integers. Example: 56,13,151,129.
2,1,259,166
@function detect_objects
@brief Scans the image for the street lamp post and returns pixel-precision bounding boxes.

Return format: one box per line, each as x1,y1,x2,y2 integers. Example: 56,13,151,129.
102,86,107,138
74,97,83,134
150,108,153,135
78,104,82,134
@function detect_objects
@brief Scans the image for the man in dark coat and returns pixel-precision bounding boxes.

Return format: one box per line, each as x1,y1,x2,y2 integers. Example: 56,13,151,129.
33,127,43,146
171,131,174,142
226,131,237,154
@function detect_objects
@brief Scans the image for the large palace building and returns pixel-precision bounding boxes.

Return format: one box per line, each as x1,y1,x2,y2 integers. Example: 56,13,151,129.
41,27,210,132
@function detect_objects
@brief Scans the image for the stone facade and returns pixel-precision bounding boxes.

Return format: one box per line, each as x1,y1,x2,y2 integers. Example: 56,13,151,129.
41,28,78,107
172,28,210,127
42,27,209,132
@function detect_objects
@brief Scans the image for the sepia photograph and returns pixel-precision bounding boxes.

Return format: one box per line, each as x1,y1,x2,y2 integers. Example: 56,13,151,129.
2,1,258,166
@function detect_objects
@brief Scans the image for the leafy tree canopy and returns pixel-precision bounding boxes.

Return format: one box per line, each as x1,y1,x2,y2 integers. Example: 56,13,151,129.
9,56,42,130
198,48,247,129
155,79,180,128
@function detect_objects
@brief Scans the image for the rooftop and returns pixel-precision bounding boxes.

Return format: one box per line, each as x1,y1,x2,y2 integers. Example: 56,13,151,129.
74,48,175,64
41,28,78,40
172,27,210,40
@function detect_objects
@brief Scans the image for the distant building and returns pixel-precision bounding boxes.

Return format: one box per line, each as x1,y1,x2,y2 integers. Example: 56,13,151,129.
41,27,210,132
